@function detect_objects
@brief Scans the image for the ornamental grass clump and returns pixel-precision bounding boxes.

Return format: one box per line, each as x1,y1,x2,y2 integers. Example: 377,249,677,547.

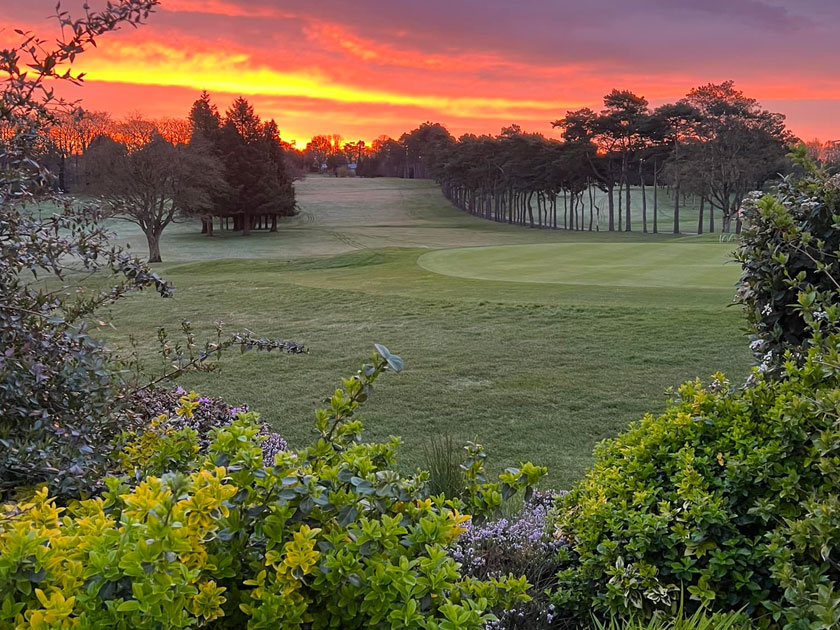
0,347,548,630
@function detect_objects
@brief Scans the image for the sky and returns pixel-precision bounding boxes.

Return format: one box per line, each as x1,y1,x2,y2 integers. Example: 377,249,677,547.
2,0,839,147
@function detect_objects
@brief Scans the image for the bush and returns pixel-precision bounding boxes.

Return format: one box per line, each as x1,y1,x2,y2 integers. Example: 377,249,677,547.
735,146,840,374
0,0,169,500
0,348,548,629
550,355,840,629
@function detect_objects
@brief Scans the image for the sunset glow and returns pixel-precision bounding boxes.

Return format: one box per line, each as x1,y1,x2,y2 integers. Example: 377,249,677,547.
2,0,839,145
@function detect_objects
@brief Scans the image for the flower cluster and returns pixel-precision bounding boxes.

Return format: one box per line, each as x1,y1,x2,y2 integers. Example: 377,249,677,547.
450,491,568,629
129,387,286,465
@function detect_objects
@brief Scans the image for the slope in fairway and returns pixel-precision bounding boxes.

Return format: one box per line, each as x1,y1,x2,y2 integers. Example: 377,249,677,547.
418,242,741,289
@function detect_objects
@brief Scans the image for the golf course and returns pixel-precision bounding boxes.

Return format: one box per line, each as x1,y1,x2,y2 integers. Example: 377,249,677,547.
100,176,750,487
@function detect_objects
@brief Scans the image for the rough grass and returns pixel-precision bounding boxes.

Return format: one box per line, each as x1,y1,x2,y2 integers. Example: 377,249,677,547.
91,176,752,488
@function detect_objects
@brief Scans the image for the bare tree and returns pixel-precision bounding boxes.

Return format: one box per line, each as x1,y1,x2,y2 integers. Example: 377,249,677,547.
86,135,223,262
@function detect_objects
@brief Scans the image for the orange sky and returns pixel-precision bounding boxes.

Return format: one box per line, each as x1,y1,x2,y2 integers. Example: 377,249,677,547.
3,0,839,146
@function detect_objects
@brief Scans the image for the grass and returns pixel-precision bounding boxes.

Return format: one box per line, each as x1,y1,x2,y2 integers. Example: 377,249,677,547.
88,176,752,488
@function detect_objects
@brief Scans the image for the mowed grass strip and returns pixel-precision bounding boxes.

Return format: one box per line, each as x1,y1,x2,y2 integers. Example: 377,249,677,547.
93,177,752,488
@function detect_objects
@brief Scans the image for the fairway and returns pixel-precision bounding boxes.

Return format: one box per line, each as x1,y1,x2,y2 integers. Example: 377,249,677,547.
92,177,752,488
418,242,740,289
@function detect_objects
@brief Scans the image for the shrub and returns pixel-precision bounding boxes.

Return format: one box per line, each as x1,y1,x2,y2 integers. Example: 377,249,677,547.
0,348,548,629
735,146,840,374
0,0,169,500
550,355,840,629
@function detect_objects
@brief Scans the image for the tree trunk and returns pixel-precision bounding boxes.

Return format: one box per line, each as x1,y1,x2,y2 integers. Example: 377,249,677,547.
640,161,647,233
527,192,534,227
243,213,250,236
270,215,277,232
625,159,632,231
653,164,658,234
709,202,715,233
617,179,623,230
672,141,680,234
697,196,704,235
673,180,680,234
146,231,162,263
58,155,67,192
607,183,615,231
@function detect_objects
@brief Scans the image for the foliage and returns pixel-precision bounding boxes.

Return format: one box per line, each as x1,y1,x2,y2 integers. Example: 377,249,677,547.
0,348,546,630
0,0,170,499
735,147,840,373
550,349,840,628
452,491,566,629
592,605,751,630
118,388,288,477
423,434,466,499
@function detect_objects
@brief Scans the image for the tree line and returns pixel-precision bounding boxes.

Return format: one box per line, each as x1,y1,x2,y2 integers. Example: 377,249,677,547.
11,80,835,264
425,82,796,234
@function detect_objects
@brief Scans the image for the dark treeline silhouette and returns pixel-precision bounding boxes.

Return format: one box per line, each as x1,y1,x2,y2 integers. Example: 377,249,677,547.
425,82,795,234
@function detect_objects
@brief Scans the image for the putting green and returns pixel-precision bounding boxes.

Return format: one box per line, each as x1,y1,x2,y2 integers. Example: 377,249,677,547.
417,242,741,289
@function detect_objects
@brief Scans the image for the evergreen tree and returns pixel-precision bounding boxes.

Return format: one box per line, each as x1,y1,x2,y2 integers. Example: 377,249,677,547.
225,97,262,145
188,90,221,142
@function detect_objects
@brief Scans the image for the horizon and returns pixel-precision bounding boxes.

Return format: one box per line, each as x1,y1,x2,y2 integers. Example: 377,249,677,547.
2,0,839,146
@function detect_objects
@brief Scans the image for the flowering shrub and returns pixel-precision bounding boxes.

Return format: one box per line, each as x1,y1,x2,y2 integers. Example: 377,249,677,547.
452,491,567,629
0,347,547,629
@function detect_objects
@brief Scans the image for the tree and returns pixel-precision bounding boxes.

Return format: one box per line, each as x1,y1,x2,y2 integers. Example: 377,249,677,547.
600,90,650,231
155,116,191,144
400,122,455,179
682,81,793,232
553,107,619,231
214,103,296,234
225,96,262,144
188,90,221,141
326,151,347,176
650,101,702,234
114,112,157,150
85,134,223,261
305,134,332,171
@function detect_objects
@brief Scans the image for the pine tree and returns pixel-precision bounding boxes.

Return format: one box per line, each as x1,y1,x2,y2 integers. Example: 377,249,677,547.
225,97,262,145
188,90,220,141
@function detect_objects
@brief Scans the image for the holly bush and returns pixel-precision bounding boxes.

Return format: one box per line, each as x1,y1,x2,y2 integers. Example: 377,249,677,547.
0,348,546,630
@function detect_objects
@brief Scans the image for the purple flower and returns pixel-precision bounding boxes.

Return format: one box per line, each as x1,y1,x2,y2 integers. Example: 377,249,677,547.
198,397,212,407
174,386,186,396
